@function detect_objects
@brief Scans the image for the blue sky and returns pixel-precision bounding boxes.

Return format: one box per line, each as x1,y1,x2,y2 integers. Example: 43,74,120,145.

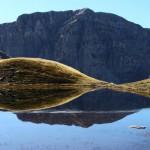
0,0,149,28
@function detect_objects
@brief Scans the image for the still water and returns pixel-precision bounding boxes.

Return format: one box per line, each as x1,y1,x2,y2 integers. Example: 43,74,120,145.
0,109,150,150
0,90,150,150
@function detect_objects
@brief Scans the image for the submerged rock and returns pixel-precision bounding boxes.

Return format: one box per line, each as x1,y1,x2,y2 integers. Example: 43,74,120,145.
129,125,146,129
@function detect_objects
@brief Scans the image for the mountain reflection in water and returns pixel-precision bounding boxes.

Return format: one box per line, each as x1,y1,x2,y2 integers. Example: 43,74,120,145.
0,86,149,150
0,109,150,150
0,86,149,112
16,111,137,128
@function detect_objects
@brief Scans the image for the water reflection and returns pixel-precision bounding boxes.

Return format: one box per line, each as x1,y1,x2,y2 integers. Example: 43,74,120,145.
55,89,150,110
16,111,137,128
0,87,149,112
0,87,149,150
0,86,91,112
0,109,150,150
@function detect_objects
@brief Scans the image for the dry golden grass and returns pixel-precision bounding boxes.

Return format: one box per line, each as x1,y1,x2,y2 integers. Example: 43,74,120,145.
0,57,107,87
107,79,150,98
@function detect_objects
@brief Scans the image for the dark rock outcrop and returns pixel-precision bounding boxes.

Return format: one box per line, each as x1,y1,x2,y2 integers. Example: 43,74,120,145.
0,8,150,83
0,51,9,59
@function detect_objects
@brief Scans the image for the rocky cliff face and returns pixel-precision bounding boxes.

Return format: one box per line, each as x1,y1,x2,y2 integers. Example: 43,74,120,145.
0,8,150,83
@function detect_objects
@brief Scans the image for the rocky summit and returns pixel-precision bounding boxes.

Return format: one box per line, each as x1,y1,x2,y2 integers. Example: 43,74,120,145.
0,8,150,83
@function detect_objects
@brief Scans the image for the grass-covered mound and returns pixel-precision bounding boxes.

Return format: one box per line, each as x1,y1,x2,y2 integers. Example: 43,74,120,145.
0,57,107,86
108,79,150,98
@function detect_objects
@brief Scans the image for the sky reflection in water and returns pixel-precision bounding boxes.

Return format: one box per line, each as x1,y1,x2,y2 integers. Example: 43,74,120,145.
0,109,149,150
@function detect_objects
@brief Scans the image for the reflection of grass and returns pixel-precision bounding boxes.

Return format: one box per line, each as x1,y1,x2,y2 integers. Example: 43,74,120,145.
107,79,150,98
121,79,150,97
0,86,90,112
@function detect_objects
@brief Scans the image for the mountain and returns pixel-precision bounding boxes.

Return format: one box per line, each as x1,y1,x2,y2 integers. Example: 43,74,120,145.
0,8,150,83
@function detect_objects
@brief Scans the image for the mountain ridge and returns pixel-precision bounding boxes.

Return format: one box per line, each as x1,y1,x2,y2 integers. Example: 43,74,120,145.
0,8,150,83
